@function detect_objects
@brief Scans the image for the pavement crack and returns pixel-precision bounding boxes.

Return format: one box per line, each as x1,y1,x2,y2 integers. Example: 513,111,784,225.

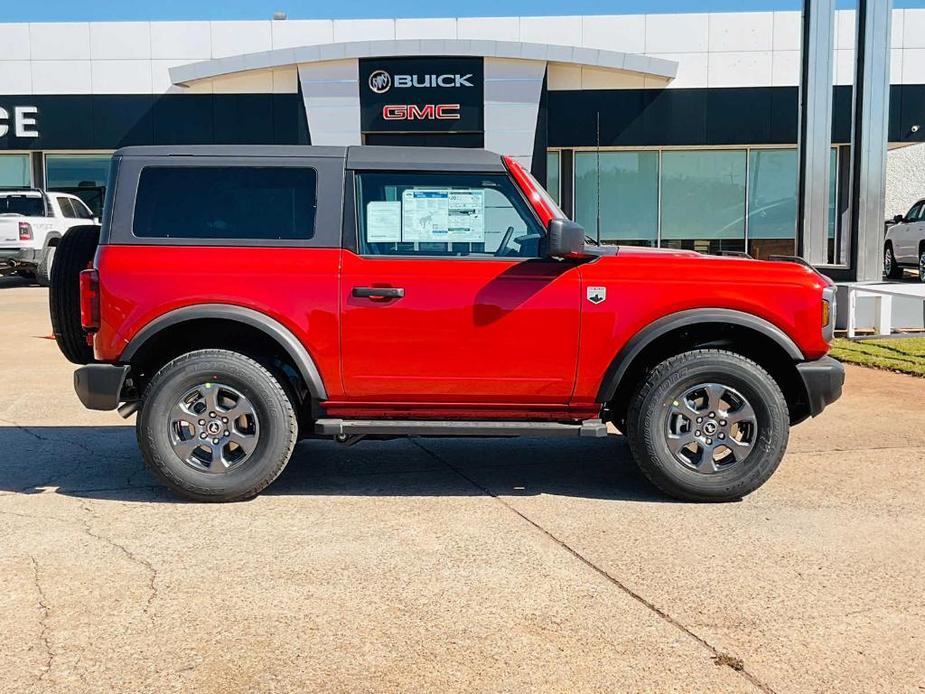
29,556,55,686
410,438,778,694
0,417,97,456
78,501,159,625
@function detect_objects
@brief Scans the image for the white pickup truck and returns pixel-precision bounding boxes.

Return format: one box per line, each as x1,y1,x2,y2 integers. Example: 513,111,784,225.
0,189,97,286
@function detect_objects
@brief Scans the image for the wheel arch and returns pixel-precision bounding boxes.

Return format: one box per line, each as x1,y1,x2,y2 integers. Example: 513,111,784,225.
598,309,810,426
44,231,62,248
121,304,328,401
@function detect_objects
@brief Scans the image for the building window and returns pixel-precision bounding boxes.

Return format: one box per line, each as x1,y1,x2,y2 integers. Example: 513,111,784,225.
747,148,798,259
574,151,659,247
546,151,560,204
660,150,747,254
0,154,31,187
46,154,112,216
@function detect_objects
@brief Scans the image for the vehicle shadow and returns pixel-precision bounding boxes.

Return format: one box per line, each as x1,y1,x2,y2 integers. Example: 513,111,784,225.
0,425,671,504
0,275,37,289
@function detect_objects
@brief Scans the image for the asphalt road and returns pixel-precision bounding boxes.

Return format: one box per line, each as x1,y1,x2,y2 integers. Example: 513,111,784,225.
1,277,923,693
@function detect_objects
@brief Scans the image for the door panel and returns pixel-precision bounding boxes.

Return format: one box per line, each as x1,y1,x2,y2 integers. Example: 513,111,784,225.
340,251,581,403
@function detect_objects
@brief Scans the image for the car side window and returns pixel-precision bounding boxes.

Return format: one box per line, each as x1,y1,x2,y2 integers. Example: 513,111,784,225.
57,197,77,218
906,203,923,222
355,172,544,258
71,198,95,220
133,166,317,241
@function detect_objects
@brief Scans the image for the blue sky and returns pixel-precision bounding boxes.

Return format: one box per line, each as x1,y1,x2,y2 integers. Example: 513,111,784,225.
4,0,925,22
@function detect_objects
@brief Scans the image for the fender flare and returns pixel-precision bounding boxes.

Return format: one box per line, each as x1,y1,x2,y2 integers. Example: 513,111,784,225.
43,231,62,248
121,304,328,400
596,308,805,402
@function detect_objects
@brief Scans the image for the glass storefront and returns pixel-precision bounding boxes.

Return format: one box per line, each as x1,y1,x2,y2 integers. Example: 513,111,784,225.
45,154,112,216
0,154,31,187
546,151,560,205
562,146,841,260
575,151,658,247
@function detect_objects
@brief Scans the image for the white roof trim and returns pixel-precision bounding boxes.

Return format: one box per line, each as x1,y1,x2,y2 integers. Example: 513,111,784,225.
169,39,678,86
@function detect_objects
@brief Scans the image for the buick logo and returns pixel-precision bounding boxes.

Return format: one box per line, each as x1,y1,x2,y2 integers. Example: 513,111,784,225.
368,70,391,94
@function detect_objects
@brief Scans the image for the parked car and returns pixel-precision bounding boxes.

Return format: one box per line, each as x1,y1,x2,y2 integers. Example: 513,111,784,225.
50,145,843,504
0,188,97,286
884,198,925,281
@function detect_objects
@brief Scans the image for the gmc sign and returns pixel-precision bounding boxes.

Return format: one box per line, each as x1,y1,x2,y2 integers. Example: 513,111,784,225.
383,104,461,121
359,57,483,135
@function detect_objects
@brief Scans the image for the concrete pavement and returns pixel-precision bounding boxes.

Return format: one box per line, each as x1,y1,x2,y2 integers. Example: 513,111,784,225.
1,278,923,692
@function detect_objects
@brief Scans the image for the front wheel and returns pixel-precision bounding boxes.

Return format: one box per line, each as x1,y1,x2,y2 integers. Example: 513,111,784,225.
918,249,925,283
137,349,299,502
884,243,903,280
625,349,789,502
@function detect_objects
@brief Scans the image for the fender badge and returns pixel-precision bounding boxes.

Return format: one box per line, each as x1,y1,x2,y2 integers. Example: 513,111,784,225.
587,287,606,305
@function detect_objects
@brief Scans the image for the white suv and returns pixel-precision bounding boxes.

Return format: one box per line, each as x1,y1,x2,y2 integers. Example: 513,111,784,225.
884,198,925,282
0,189,97,286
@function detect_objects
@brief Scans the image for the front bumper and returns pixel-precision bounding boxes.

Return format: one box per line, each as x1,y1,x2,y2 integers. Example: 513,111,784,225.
74,364,130,411
796,356,845,418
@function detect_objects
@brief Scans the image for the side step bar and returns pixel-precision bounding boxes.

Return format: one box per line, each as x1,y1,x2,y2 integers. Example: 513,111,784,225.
315,418,609,438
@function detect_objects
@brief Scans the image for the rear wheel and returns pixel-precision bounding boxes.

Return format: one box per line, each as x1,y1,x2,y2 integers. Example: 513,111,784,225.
625,349,789,502
49,225,100,364
36,245,55,287
137,349,298,502
884,243,903,280
918,248,925,283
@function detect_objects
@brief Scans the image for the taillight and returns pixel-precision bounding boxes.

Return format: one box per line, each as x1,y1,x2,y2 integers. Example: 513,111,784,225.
502,155,565,227
18,222,32,241
79,269,100,332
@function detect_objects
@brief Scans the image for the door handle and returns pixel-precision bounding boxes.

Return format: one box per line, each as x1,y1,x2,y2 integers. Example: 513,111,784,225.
352,286,405,299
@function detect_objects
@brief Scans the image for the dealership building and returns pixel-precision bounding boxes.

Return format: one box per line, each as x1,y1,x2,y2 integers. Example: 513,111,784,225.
0,10,923,278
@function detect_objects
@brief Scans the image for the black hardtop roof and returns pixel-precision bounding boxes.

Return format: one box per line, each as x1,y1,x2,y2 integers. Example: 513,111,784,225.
112,145,506,172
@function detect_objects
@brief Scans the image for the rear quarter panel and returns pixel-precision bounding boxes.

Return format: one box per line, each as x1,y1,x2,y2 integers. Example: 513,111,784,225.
94,245,344,398
572,254,831,407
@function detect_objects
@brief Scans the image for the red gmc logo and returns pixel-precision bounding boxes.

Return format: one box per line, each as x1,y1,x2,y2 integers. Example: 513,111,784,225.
382,104,461,121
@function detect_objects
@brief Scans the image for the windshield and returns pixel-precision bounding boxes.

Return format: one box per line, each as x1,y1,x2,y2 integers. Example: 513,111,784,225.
0,195,45,217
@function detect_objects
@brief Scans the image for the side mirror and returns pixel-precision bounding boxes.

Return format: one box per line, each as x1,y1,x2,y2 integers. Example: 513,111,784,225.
893,214,905,224
546,219,588,258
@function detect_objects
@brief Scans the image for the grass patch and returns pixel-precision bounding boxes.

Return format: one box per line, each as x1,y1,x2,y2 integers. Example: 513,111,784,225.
830,337,925,377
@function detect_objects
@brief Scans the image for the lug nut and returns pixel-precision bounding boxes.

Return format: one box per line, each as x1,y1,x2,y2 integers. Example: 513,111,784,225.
720,420,727,426
695,430,701,437
210,412,216,418
200,433,207,439
212,438,220,445
223,430,230,437
706,438,713,445
222,417,228,423
198,419,205,425
719,433,726,440
696,417,703,423
709,412,715,418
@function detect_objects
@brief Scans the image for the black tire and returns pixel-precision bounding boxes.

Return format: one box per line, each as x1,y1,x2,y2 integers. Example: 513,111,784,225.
48,225,100,365
884,243,903,280
36,245,55,287
918,249,925,284
625,349,789,503
136,349,298,502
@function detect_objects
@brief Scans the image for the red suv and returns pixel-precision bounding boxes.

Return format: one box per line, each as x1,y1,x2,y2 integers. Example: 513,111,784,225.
50,145,843,503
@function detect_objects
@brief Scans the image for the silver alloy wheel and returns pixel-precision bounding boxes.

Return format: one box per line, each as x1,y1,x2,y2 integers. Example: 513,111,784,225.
919,252,925,282
885,248,893,276
168,383,259,473
664,382,758,473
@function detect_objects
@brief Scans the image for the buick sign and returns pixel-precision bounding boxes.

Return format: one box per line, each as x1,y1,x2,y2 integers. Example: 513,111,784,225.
368,70,392,94
359,57,484,135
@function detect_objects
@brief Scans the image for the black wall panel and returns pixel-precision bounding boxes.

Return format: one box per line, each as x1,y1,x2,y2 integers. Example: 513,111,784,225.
0,93,310,150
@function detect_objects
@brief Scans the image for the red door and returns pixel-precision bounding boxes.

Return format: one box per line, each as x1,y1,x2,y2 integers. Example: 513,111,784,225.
340,251,581,404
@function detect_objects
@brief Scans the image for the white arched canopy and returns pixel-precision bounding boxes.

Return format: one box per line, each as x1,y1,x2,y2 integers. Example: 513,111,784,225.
168,39,678,86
